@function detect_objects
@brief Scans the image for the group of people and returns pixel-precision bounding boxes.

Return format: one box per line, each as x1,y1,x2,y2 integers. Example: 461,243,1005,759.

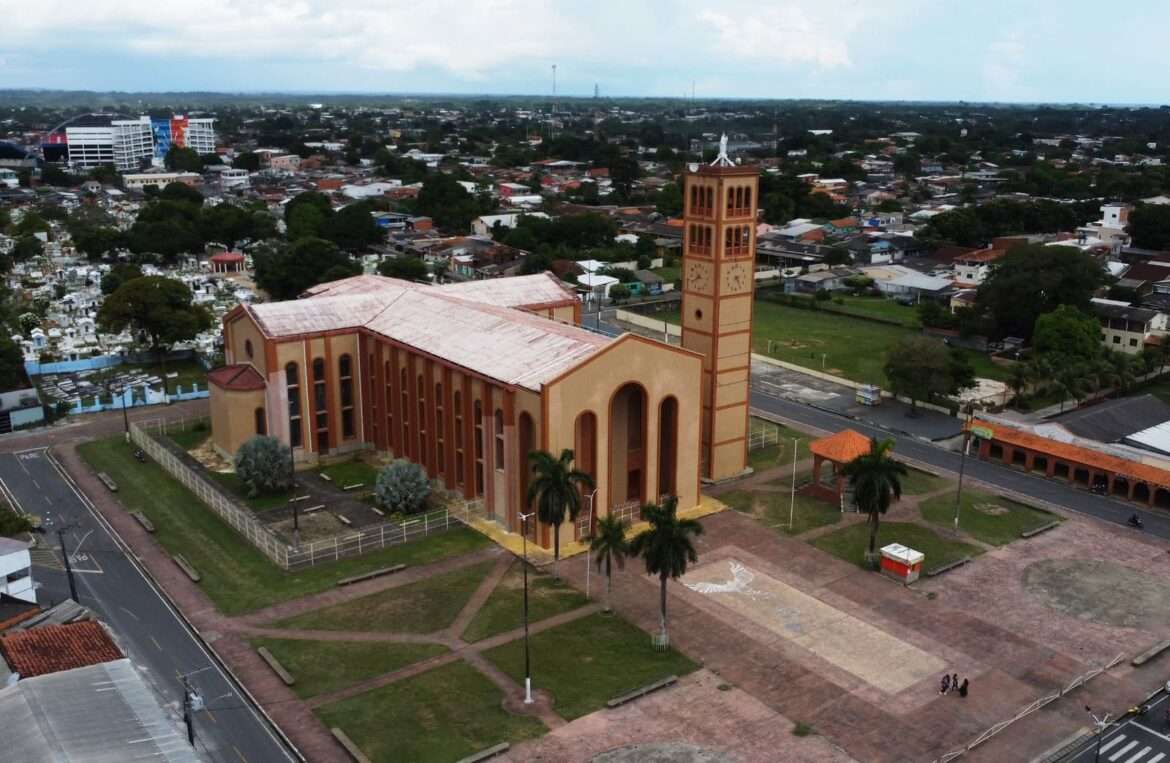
939,672,969,697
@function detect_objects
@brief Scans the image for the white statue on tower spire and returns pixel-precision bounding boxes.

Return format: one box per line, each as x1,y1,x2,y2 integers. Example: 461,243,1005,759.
711,133,733,167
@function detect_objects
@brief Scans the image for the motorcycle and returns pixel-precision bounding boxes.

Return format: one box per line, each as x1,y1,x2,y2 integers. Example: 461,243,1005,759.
1127,513,1144,530
133,448,146,463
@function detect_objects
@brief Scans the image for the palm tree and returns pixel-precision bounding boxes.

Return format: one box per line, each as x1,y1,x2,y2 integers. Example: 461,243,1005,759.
590,514,629,613
1007,362,1032,406
527,448,594,577
629,496,703,647
841,438,907,566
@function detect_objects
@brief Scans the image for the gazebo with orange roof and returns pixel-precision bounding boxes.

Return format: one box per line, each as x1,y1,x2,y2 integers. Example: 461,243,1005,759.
807,429,876,504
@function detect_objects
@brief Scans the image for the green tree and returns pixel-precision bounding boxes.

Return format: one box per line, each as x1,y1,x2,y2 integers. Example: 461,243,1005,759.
377,256,429,281
163,145,203,172
160,182,204,206
285,191,333,240
97,276,212,388
100,263,144,295
628,496,703,646
883,336,968,413
322,202,382,251
13,212,49,236
590,514,629,613
526,448,594,576
975,245,1105,339
12,235,43,262
1032,305,1102,361
840,438,906,564
234,436,293,497
252,238,360,300
1128,204,1170,250
71,225,124,259
232,152,261,172
0,336,25,391
416,173,482,232
375,459,432,515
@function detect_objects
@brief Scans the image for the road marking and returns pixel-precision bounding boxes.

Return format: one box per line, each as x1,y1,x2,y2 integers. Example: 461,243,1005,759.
1102,736,1129,754
31,479,40,489
234,745,249,763
206,710,216,724
150,635,162,651
1112,741,1140,761
1124,746,1151,763
1133,722,1170,743
119,606,140,621
1147,753,1165,763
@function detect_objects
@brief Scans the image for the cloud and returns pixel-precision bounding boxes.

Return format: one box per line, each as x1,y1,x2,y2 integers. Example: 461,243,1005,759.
982,28,1029,100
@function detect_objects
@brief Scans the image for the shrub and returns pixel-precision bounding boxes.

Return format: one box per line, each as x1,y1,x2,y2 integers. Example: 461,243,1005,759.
234,436,293,497
0,503,33,537
793,722,814,737
814,288,831,301
375,459,431,515
609,284,630,302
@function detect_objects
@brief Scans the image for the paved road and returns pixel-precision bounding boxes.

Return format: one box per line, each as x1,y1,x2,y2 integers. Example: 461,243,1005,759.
0,447,296,763
749,385,1170,542
1067,693,1170,762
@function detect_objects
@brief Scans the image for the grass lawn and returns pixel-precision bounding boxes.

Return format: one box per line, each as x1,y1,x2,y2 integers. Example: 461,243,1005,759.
208,471,291,512
773,292,922,328
721,487,841,536
747,419,811,472
249,637,448,699
460,561,589,642
320,460,381,488
168,420,211,451
78,436,491,615
654,265,681,285
811,520,982,571
919,489,1056,545
274,561,493,632
483,611,697,720
900,468,951,497
315,660,545,763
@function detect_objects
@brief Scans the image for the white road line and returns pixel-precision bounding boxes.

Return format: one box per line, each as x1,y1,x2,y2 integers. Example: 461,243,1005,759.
1133,722,1170,743
1112,741,1140,761
1147,753,1165,763
1101,736,1130,754
41,447,298,762
1124,746,1151,763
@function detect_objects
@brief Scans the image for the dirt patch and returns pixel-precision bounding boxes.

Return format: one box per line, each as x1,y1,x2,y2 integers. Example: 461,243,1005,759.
271,510,348,543
592,745,738,763
973,502,1009,516
1022,558,1170,628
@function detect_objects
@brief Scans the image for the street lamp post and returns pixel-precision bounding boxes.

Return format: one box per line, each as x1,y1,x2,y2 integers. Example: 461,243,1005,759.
519,510,535,704
788,438,800,530
288,444,299,543
1085,706,1110,762
951,404,975,531
584,488,598,598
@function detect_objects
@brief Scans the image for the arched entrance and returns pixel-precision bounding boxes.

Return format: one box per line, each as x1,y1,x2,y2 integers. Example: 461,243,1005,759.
574,411,598,538
609,383,647,522
1133,482,1151,504
658,397,678,500
1112,476,1129,498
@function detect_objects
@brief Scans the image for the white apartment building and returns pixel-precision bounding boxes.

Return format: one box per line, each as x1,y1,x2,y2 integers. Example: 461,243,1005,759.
61,115,216,173
112,118,155,172
185,118,217,155
219,168,251,190
0,537,35,604
64,125,116,170
0,169,18,189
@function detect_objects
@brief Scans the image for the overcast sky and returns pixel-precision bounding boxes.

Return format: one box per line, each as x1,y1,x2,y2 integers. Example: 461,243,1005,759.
1,0,1167,104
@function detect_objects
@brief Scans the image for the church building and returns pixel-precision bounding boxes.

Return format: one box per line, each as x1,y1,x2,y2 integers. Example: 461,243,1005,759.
209,150,758,549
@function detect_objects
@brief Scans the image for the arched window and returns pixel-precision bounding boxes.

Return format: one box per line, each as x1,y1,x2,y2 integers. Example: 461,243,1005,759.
473,400,484,495
400,367,410,452
494,409,505,470
743,187,751,211
254,406,266,436
417,375,427,459
689,184,698,212
435,382,445,474
453,390,464,485
312,357,328,452
339,354,354,439
384,359,394,450
285,362,302,449
658,397,678,498
727,187,735,214
244,339,253,360
725,228,733,250
705,187,713,211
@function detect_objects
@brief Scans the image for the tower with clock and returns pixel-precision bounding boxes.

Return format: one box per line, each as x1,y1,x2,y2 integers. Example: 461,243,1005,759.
680,140,759,481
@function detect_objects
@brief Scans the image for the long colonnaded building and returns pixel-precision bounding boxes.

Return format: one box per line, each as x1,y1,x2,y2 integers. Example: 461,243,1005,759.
210,157,758,549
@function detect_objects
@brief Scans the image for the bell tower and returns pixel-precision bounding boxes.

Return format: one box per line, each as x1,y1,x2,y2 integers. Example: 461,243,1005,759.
680,137,758,481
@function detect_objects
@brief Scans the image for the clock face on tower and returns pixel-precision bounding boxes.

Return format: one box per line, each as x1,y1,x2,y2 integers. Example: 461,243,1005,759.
685,260,712,292
724,262,749,293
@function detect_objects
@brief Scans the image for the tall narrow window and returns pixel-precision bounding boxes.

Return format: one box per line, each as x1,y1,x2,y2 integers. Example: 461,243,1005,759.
285,362,302,448
400,367,410,453
435,382,445,475
384,359,394,450
254,406,266,436
454,390,465,485
339,354,355,439
417,376,427,462
313,357,328,452
474,400,484,495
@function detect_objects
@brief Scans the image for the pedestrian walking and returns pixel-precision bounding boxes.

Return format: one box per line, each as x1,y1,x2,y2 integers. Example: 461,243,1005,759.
959,678,968,697
950,673,959,693
940,674,951,695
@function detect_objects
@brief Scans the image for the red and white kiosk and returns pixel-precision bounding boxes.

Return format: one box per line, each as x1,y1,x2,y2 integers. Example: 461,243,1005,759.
879,543,924,584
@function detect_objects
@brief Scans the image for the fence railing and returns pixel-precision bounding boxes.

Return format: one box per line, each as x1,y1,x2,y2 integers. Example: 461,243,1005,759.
132,421,482,570
747,423,781,452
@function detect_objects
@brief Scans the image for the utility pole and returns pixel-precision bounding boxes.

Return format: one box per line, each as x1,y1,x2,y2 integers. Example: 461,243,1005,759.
952,404,975,531
1085,706,1110,762
519,511,535,704
584,488,598,598
182,675,195,746
56,526,78,602
288,444,299,543
788,438,800,530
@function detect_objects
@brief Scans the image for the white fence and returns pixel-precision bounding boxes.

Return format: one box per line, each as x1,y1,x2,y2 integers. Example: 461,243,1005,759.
131,422,481,570
748,420,781,452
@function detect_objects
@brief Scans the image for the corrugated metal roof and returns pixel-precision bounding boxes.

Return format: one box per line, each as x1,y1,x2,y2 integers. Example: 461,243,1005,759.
436,272,578,308
247,276,608,391
0,659,200,763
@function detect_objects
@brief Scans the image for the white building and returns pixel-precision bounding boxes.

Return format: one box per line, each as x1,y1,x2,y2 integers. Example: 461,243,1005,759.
0,537,35,604
219,167,251,190
61,115,216,172
64,124,116,170
471,212,550,237
184,118,217,155
111,118,154,172
0,169,18,189
122,172,202,191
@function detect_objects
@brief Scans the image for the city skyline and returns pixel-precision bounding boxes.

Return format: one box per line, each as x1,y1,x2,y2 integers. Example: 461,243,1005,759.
3,0,1169,105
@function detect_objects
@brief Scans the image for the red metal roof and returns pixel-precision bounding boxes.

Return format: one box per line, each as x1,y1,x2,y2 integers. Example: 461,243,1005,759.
0,621,122,678
210,251,245,262
208,364,266,391
809,429,874,464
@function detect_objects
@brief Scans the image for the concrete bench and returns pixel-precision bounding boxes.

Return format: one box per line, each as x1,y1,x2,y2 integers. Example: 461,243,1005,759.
370,507,385,517
330,728,371,763
319,473,333,482
335,514,353,526
924,556,971,578
1132,637,1170,666
342,483,364,491
455,743,510,763
256,646,295,686
289,494,312,503
303,504,326,514
97,472,118,492
131,511,155,533
337,564,406,587
1020,520,1061,539
606,675,678,708
172,554,201,582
